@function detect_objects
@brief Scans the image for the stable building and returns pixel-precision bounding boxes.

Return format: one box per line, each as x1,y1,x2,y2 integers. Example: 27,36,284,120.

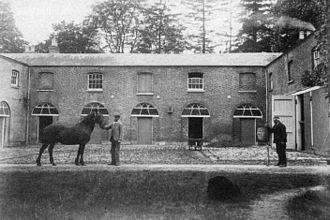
0,52,281,147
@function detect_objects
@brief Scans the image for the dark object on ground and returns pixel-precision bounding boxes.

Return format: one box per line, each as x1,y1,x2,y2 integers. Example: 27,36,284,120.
207,176,241,201
36,112,106,166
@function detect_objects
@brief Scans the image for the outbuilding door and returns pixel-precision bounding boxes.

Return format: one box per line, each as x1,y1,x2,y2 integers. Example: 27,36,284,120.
240,119,256,145
137,117,153,144
39,116,53,142
188,117,203,139
272,95,295,150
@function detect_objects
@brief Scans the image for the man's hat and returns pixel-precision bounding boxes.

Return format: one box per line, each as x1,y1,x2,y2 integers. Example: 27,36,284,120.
273,116,280,120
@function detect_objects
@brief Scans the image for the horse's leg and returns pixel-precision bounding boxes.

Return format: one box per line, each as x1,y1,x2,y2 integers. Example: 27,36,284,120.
36,143,49,166
48,143,56,166
75,145,82,166
79,144,86,166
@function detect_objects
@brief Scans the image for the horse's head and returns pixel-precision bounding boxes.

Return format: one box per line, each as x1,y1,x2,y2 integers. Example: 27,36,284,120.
95,112,107,128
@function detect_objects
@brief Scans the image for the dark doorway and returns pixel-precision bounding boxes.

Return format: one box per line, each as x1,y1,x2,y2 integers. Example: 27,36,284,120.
188,117,203,139
298,95,305,150
240,118,256,145
39,116,53,142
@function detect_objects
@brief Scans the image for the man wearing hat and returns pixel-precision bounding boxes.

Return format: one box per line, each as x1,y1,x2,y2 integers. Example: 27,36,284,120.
270,116,287,167
103,113,123,166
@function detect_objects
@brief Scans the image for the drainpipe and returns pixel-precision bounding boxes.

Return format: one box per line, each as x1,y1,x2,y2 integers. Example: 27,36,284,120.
265,69,268,124
310,91,314,152
25,67,31,145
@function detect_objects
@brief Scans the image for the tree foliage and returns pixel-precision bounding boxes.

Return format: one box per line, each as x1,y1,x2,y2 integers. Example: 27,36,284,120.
133,1,186,53
0,2,26,52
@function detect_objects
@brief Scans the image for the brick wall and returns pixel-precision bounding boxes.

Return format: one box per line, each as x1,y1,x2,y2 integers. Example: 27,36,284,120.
0,57,28,146
28,65,266,144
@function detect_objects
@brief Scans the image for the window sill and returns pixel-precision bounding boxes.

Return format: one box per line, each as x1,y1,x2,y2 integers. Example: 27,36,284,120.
11,85,19,89
187,90,205,93
268,89,273,92
136,93,154,96
87,89,103,93
36,89,54,92
288,80,294,85
238,90,257,93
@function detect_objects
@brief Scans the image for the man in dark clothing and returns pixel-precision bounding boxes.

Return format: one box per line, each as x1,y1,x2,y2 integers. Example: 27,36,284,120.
270,116,287,167
103,114,123,166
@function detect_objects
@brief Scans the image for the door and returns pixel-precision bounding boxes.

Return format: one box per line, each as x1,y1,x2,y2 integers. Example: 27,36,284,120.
0,117,9,148
272,95,295,149
188,117,203,139
137,117,152,144
296,95,305,151
240,118,256,145
39,116,53,142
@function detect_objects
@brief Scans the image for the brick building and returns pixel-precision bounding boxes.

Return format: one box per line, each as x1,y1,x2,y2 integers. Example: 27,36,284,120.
0,52,281,147
266,33,330,156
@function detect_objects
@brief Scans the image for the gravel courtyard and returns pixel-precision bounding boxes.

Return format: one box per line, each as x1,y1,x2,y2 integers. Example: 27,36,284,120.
0,143,328,166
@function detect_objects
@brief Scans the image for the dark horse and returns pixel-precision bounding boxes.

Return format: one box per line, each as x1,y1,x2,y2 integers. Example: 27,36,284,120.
36,112,106,166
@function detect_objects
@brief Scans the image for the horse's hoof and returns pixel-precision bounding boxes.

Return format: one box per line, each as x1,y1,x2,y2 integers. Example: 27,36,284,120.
36,163,41,166
52,163,57,166
80,162,86,166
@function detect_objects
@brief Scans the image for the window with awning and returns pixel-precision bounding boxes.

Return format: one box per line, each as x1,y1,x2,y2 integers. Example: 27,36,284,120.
233,104,263,118
32,103,59,116
81,102,109,116
181,103,210,117
131,103,159,117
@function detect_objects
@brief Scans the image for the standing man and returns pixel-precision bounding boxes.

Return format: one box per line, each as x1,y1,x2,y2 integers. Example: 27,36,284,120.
103,114,123,166
270,116,287,167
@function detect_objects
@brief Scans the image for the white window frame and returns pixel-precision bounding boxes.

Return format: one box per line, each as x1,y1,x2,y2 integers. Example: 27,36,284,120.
269,72,273,91
312,48,321,69
11,70,19,87
187,73,204,92
87,73,103,91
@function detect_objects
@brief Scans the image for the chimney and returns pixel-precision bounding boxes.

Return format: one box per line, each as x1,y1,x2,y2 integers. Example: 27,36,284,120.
24,45,35,53
299,31,305,40
48,37,59,53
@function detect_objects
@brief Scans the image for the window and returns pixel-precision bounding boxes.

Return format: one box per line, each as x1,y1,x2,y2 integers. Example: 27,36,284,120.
239,72,256,92
11,70,19,87
312,47,321,69
31,102,59,116
38,72,54,90
187,72,204,91
131,103,159,117
269,72,273,91
182,103,210,117
81,102,109,116
287,60,293,83
88,73,103,91
137,72,153,94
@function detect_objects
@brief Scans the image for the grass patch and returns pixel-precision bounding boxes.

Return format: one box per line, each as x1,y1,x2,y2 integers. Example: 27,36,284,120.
287,188,330,220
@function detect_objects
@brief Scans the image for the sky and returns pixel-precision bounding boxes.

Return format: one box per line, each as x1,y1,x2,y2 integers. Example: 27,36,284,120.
4,0,98,44
4,0,243,51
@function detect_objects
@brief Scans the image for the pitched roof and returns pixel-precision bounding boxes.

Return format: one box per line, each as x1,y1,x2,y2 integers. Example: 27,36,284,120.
0,53,282,67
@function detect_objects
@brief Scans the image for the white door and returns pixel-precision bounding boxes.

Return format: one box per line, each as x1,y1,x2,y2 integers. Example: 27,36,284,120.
272,95,295,150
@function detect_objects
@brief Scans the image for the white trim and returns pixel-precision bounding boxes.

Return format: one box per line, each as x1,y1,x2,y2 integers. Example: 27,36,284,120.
187,89,205,93
32,112,59,116
0,115,10,117
81,114,109,116
233,116,262,119
181,115,210,118
36,89,55,92
291,86,322,96
131,114,159,118
238,90,257,93
87,73,103,91
136,93,154,96
187,77,204,91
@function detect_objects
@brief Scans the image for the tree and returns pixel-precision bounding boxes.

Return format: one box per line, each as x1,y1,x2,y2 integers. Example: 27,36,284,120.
35,21,102,53
88,0,142,53
181,0,223,53
236,0,273,52
133,0,186,53
0,2,26,52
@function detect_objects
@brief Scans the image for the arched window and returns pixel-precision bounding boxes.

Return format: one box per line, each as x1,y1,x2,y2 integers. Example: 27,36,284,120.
32,103,59,116
81,102,109,116
182,103,210,117
233,104,263,118
131,103,159,117
0,102,10,117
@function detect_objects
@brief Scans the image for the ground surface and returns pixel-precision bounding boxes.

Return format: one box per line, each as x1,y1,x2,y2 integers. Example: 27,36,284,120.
0,144,329,220
0,143,328,165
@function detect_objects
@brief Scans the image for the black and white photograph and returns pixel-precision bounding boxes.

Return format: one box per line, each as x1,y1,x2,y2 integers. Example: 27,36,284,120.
0,0,329,219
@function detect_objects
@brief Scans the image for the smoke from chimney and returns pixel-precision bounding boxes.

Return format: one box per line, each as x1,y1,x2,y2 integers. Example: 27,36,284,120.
273,16,316,31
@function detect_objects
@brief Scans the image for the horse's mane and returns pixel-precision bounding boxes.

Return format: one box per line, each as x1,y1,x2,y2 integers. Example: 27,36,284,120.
80,113,95,125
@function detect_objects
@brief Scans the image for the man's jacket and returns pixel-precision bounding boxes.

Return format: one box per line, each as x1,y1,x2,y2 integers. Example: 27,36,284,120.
270,122,287,143
110,122,123,142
